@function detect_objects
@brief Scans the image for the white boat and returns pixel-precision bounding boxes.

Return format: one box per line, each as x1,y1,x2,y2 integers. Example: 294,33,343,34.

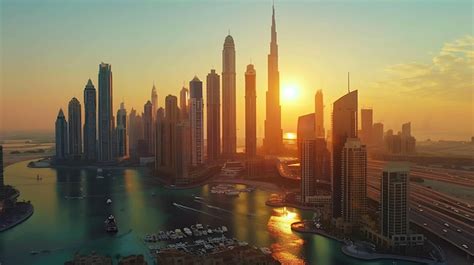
106,198,112,204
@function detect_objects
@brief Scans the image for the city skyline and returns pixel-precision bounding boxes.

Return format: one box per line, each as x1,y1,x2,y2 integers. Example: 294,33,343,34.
1,1,472,141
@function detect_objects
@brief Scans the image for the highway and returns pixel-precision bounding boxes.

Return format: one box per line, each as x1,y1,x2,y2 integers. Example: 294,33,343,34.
367,161,474,257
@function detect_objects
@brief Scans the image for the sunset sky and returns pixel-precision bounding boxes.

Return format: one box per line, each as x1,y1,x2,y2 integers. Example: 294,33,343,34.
1,0,472,141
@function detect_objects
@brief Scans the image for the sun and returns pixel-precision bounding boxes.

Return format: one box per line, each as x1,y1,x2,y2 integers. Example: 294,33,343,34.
282,85,299,101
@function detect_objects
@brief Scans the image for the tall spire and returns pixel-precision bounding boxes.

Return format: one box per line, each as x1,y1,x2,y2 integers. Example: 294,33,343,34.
271,2,277,45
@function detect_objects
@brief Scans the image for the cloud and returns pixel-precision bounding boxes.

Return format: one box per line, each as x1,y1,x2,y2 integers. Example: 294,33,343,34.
371,35,473,101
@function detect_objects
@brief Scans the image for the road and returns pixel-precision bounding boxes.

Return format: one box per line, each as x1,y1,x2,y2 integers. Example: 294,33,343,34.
367,161,474,257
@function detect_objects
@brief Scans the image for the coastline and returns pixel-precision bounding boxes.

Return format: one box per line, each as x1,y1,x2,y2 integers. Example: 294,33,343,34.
0,202,34,233
291,220,441,265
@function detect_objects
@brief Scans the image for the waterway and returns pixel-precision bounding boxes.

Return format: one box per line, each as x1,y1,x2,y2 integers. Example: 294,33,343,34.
0,160,422,265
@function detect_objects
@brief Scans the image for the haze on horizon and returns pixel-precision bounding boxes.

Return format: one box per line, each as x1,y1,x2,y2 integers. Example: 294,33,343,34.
1,0,472,141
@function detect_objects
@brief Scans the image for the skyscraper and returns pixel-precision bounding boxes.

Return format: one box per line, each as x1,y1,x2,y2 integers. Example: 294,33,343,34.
179,86,189,120
299,138,331,204
175,121,191,183
360,108,373,144
263,4,283,155
55,109,68,160
315,90,325,138
341,138,367,226
151,83,158,121
164,95,179,168
98,62,114,162
116,102,127,158
206,69,220,161
401,122,411,137
332,90,358,219
373,122,384,147
155,107,165,168
128,108,139,157
190,76,204,166
143,101,153,156
222,35,236,156
68,97,82,158
381,162,409,238
245,64,257,158
83,79,97,161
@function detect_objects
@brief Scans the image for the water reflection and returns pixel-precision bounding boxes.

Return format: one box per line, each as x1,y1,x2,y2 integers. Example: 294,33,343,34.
268,207,305,264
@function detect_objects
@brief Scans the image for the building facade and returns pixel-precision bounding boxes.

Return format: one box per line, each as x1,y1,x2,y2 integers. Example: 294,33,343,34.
245,64,257,158
98,62,114,162
315,90,325,138
83,79,96,161
55,109,68,160
68,97,82,159
116,102,127,158
263,5,283,155
332,90,358,219
360,108,373,144
143,101,153,156
189,76,204,166
381,162,409,238
341,138,367,227
206,69,221,161
222,35,236,156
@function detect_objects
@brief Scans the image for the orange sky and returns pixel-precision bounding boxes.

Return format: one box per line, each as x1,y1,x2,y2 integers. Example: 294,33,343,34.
1,1,472,141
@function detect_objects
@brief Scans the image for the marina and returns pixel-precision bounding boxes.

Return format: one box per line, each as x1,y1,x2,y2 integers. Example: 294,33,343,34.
143,224,269,258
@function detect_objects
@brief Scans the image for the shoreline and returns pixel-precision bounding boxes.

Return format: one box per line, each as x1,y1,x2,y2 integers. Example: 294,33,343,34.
291,220,441,265
0,202,34,233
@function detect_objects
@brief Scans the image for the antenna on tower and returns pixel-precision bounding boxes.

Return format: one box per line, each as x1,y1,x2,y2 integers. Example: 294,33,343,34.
347,72,350,93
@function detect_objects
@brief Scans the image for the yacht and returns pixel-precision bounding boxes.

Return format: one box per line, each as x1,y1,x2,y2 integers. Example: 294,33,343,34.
220,161,245,177
104,215,118,233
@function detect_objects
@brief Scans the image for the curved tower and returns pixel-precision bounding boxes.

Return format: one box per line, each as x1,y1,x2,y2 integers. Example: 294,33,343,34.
332,90,358,219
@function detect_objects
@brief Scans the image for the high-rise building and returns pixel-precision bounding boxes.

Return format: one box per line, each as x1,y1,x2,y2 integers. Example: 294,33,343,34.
372,122,384,147
151,83,158,121
55,109,68,160
263,4,283,155
164,95,179,168
128,108,139,157
360,108,373,144
297,113,315,161
381,162,409,238
222,35,236,156
299,138,331,204
175,121,191,183
179,86,189,120
315,90,325,138
341,138,367,226
116,102,127,158
332,90,358,219
68,97,82,158
143,101,153,156
190,76,204,166
207,69,221,161
83,79,97,161
98,62,114,162
155,108,165,168
245,64,257,158
401,122,411,137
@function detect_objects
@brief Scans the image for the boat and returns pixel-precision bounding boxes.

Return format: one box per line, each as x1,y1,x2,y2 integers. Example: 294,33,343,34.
30,250,40,255
225,190,240,196
260,247,272,255
104,215,118,233
106,198,112,204
151,192,156,196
